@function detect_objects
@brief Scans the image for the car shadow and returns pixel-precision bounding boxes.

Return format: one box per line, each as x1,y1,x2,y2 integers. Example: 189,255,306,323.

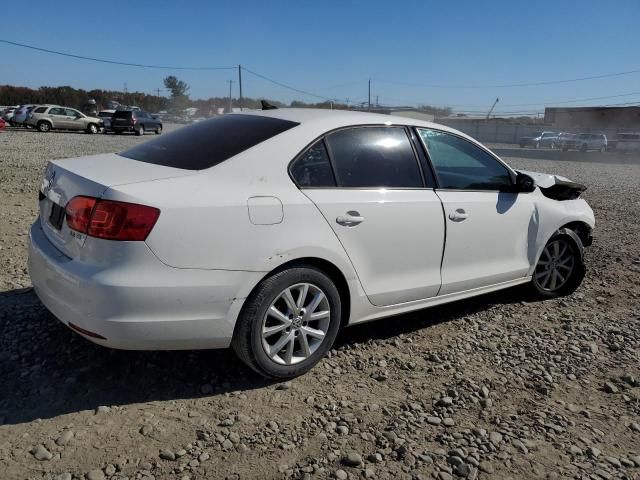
0,284,535,425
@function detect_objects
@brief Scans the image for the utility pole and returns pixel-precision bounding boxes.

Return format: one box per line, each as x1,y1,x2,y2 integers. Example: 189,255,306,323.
368,79,371,111
238,65,243,111
155,88,160,97
376,95,379,108
228,80,234,113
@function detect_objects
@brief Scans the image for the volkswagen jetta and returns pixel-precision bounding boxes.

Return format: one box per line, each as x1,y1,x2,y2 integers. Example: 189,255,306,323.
28,108,594,379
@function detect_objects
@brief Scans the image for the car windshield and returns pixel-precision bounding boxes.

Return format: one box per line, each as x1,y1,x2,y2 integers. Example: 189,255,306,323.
119,114,300,170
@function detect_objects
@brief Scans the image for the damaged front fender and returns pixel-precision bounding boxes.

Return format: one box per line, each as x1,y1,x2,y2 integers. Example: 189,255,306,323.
518,170,587,200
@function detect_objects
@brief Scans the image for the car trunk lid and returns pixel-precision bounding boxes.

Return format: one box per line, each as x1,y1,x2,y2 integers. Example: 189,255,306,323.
39,153,194,258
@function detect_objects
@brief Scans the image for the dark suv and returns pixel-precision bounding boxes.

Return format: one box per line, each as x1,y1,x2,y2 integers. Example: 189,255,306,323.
111,110,162,135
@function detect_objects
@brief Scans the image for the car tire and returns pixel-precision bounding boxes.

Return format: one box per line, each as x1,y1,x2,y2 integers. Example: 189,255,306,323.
87,123,98,134
550,142,556,150
37,121,51,133
135,125,144,136
580,143,587,152
529,228,585,299
232,266,342,379
155,124,162,135
599,145,606,153
535,142,540,149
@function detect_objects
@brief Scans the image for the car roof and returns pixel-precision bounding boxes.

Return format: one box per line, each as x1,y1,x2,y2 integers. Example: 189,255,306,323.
236,108,474,139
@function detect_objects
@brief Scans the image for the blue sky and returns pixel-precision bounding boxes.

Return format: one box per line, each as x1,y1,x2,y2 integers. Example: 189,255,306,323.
1,0,639,114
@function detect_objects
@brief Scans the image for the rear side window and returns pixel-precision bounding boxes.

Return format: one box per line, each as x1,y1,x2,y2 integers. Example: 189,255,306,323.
34,107,46,113
290,140,336,187
325,127,422,188
119,114,300,170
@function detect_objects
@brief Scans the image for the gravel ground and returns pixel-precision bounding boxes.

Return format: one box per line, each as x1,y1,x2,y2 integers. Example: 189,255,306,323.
0,126,639,480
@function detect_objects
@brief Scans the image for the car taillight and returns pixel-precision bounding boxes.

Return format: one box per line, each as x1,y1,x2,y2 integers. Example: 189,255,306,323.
65,196,160,241
131,116,137,125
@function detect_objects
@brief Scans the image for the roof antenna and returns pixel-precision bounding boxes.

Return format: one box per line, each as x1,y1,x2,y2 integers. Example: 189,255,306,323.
261,100,278,110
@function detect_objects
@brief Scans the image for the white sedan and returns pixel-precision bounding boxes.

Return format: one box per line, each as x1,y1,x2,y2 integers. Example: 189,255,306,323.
28,108,594,378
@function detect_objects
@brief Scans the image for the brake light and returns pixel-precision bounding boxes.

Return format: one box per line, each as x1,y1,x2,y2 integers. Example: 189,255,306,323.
65,196,96,233
65,196,159,241
131,116,137,125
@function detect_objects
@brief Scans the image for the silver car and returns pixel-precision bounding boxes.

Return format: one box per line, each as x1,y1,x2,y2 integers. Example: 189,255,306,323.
573,133,608,152
27,105,103,134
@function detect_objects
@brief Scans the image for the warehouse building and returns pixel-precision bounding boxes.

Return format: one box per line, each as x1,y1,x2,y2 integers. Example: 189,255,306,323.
544,106,640,129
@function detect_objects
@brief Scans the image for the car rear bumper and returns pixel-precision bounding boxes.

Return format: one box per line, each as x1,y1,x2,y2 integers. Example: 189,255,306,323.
28,219,261,350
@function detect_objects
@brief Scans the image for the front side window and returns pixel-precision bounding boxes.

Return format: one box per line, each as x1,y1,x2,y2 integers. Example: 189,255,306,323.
325,127,422,188
290,140,336,187
418,129,512,190
64,108,80,117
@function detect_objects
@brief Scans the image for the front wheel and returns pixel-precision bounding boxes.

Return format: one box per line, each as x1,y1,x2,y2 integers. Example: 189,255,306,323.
599,145,606,153
530,230,585,298
232,266,342,379
155,124,162,135
87,123,98,134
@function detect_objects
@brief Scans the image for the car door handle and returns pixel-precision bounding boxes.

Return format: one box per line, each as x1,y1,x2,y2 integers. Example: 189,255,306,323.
336,211,364,226
448,208,468,222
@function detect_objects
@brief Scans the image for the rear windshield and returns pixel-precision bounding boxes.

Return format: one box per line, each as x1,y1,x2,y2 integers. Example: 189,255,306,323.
113,110,133,119
119,114,300,170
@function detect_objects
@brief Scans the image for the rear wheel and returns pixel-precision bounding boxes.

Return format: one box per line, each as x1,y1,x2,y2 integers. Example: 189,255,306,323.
530,230,585,298
232,266,342,379
599,145,606,153
155,124,162,135
37,121,51,132
135,125,144,136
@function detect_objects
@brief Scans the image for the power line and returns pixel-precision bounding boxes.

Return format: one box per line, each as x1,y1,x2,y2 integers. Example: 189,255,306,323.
241,66,336,101
0,39,235,70
373,67,640,89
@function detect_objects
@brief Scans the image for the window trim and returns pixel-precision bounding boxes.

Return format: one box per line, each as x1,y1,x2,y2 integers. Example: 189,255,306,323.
288,124,429,190
414,126,517,192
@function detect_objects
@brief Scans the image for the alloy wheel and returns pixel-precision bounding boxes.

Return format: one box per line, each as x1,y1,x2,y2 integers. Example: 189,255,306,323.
261,283,331,365
535,239,575,292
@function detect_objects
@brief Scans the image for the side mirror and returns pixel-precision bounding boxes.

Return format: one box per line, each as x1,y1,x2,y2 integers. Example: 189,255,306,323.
515,172,536,192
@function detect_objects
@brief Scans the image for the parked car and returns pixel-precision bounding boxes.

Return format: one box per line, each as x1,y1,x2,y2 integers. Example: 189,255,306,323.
519,131,558,149
98,109,116,131
110,109,162,135
27,105,103,134
610,133,640,153
11,104,38,126
557,132,578,151
571,133,608,152
1,107,16,122
28,109,594,379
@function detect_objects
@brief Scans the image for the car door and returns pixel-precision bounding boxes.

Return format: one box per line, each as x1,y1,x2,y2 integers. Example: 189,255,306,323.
293,126,445,306
417,128,536,295
47,107,67,128
60,108,81,130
